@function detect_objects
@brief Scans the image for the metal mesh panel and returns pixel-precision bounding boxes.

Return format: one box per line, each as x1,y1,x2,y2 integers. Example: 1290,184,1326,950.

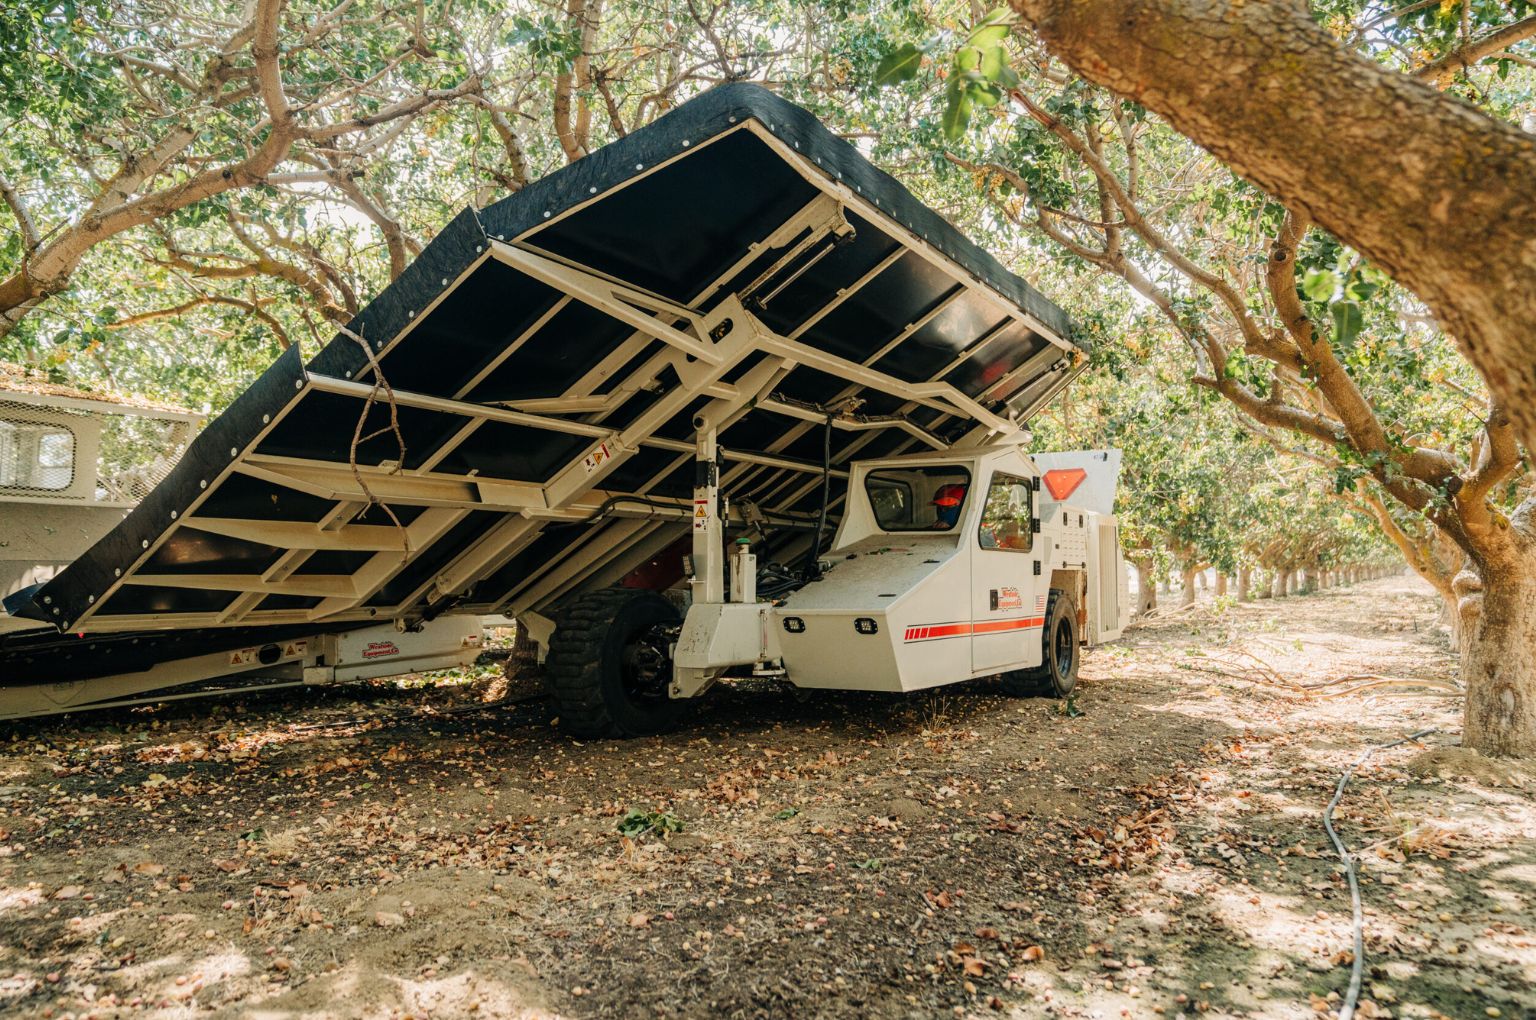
0,399,193,503
96,410,193,502
0,404,75,492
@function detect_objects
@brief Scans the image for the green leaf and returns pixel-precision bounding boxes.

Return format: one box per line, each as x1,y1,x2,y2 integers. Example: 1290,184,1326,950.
941,78,973,140
617,807,683,838
1301,268,1338,303
970,24,1010,48
1330,300,1364,348
873,43,923,86
978,42,1008,80
971,80,1005,107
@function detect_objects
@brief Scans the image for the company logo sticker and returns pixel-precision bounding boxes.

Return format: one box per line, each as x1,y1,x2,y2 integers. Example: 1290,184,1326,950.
996,586,1022,611
362,641,401,659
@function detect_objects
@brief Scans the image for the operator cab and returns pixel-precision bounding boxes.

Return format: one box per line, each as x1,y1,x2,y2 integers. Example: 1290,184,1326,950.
754,444,1126,695
864,464,973,533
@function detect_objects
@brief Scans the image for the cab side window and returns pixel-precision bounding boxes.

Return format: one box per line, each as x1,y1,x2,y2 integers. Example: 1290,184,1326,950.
0,420,75,492
978,472,1033,553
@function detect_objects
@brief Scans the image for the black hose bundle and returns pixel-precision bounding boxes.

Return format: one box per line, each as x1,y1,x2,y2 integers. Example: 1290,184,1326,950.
756,560,807,600
802,412,834,582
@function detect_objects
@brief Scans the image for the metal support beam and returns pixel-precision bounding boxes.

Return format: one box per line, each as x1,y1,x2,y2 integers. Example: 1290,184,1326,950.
131,573,358,598
489,242,721,364
691,426,723,605
185,517,414,552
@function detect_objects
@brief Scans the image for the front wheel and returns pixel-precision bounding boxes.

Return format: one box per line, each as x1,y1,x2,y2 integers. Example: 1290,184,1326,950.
1001,589,1079,698
545,589,685,738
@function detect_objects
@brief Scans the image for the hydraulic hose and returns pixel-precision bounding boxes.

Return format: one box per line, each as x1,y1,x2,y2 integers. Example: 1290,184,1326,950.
803,411,833,582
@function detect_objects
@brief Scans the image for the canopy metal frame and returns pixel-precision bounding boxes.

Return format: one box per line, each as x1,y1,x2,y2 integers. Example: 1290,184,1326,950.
13,85,1083,647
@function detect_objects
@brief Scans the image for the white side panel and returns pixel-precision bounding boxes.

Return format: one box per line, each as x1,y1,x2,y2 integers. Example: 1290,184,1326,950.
1031,449,1121,517
1047,506,1090,571
315,616,484,682
1084,515,1127,644
777,537,973,692
772,608,906,691
675,603,771,670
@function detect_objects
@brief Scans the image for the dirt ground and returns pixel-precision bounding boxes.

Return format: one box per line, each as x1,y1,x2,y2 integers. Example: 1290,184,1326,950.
0,575,1532,1020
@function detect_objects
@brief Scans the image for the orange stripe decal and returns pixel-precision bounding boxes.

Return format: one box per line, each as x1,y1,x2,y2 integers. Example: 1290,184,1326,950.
902,617,1044,642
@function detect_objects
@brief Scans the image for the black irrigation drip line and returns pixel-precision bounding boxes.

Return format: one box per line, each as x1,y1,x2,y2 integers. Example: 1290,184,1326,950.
1323,726,1437,1020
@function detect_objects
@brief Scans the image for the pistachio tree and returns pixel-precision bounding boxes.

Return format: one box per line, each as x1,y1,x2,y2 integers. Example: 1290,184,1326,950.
875,3,1536,754
997,0,1536,461
0,0,842,406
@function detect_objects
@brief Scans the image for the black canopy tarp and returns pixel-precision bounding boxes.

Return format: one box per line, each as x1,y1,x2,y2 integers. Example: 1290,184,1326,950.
4,83,1080,672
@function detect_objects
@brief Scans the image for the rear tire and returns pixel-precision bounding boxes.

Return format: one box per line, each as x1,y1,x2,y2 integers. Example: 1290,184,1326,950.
1000,589,1079,698
545,589,685,738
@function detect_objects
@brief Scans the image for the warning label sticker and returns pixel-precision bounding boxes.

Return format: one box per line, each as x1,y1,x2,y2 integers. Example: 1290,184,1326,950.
582,442,613,475
692,498,709,531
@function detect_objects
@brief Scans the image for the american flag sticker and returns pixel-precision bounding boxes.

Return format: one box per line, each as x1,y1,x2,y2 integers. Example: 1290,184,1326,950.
1034,593,1047,614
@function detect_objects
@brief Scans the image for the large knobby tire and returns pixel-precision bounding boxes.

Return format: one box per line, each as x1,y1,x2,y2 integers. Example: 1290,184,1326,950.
545,588,685,738
1001,589,1079,698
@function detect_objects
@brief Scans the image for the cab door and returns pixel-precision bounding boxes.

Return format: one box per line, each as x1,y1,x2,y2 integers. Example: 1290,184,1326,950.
970,471,1045,672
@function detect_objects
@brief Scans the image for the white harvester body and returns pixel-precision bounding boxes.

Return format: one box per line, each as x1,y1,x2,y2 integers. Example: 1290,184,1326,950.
673,444,1128,697
4,86,1125,734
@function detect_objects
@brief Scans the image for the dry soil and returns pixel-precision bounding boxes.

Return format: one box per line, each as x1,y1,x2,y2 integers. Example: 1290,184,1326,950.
0,576,1531,1020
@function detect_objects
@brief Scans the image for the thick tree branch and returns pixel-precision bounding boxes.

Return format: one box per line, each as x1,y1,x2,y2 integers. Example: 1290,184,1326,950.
1008,0,1536,459
0,172,40,253
251,0,291,129
106,294,292,349
1462,401,1523,508
468,95,531,191
1416,13,1536,87
1265,210,1461,487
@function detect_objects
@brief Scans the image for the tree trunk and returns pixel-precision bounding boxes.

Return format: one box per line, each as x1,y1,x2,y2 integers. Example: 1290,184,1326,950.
1461,573,1536,757
1214,573,1227,597
1010,0,1536,458
1237,567,1251,601
1302,567,1318,593
1133,559,1157,616
1278,571,1291,597
1436,592,1463,653
1460,505,1536,756
1180,565,1197,607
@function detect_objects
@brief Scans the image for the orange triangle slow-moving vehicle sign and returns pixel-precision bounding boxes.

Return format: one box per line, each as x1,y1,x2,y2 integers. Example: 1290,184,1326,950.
1041,467,1088,502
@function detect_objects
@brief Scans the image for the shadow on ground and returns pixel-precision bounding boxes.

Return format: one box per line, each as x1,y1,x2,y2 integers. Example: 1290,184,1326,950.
0,576,1530,1019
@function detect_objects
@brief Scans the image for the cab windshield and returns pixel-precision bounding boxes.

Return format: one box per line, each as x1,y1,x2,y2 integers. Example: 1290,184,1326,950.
864,465,971,532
